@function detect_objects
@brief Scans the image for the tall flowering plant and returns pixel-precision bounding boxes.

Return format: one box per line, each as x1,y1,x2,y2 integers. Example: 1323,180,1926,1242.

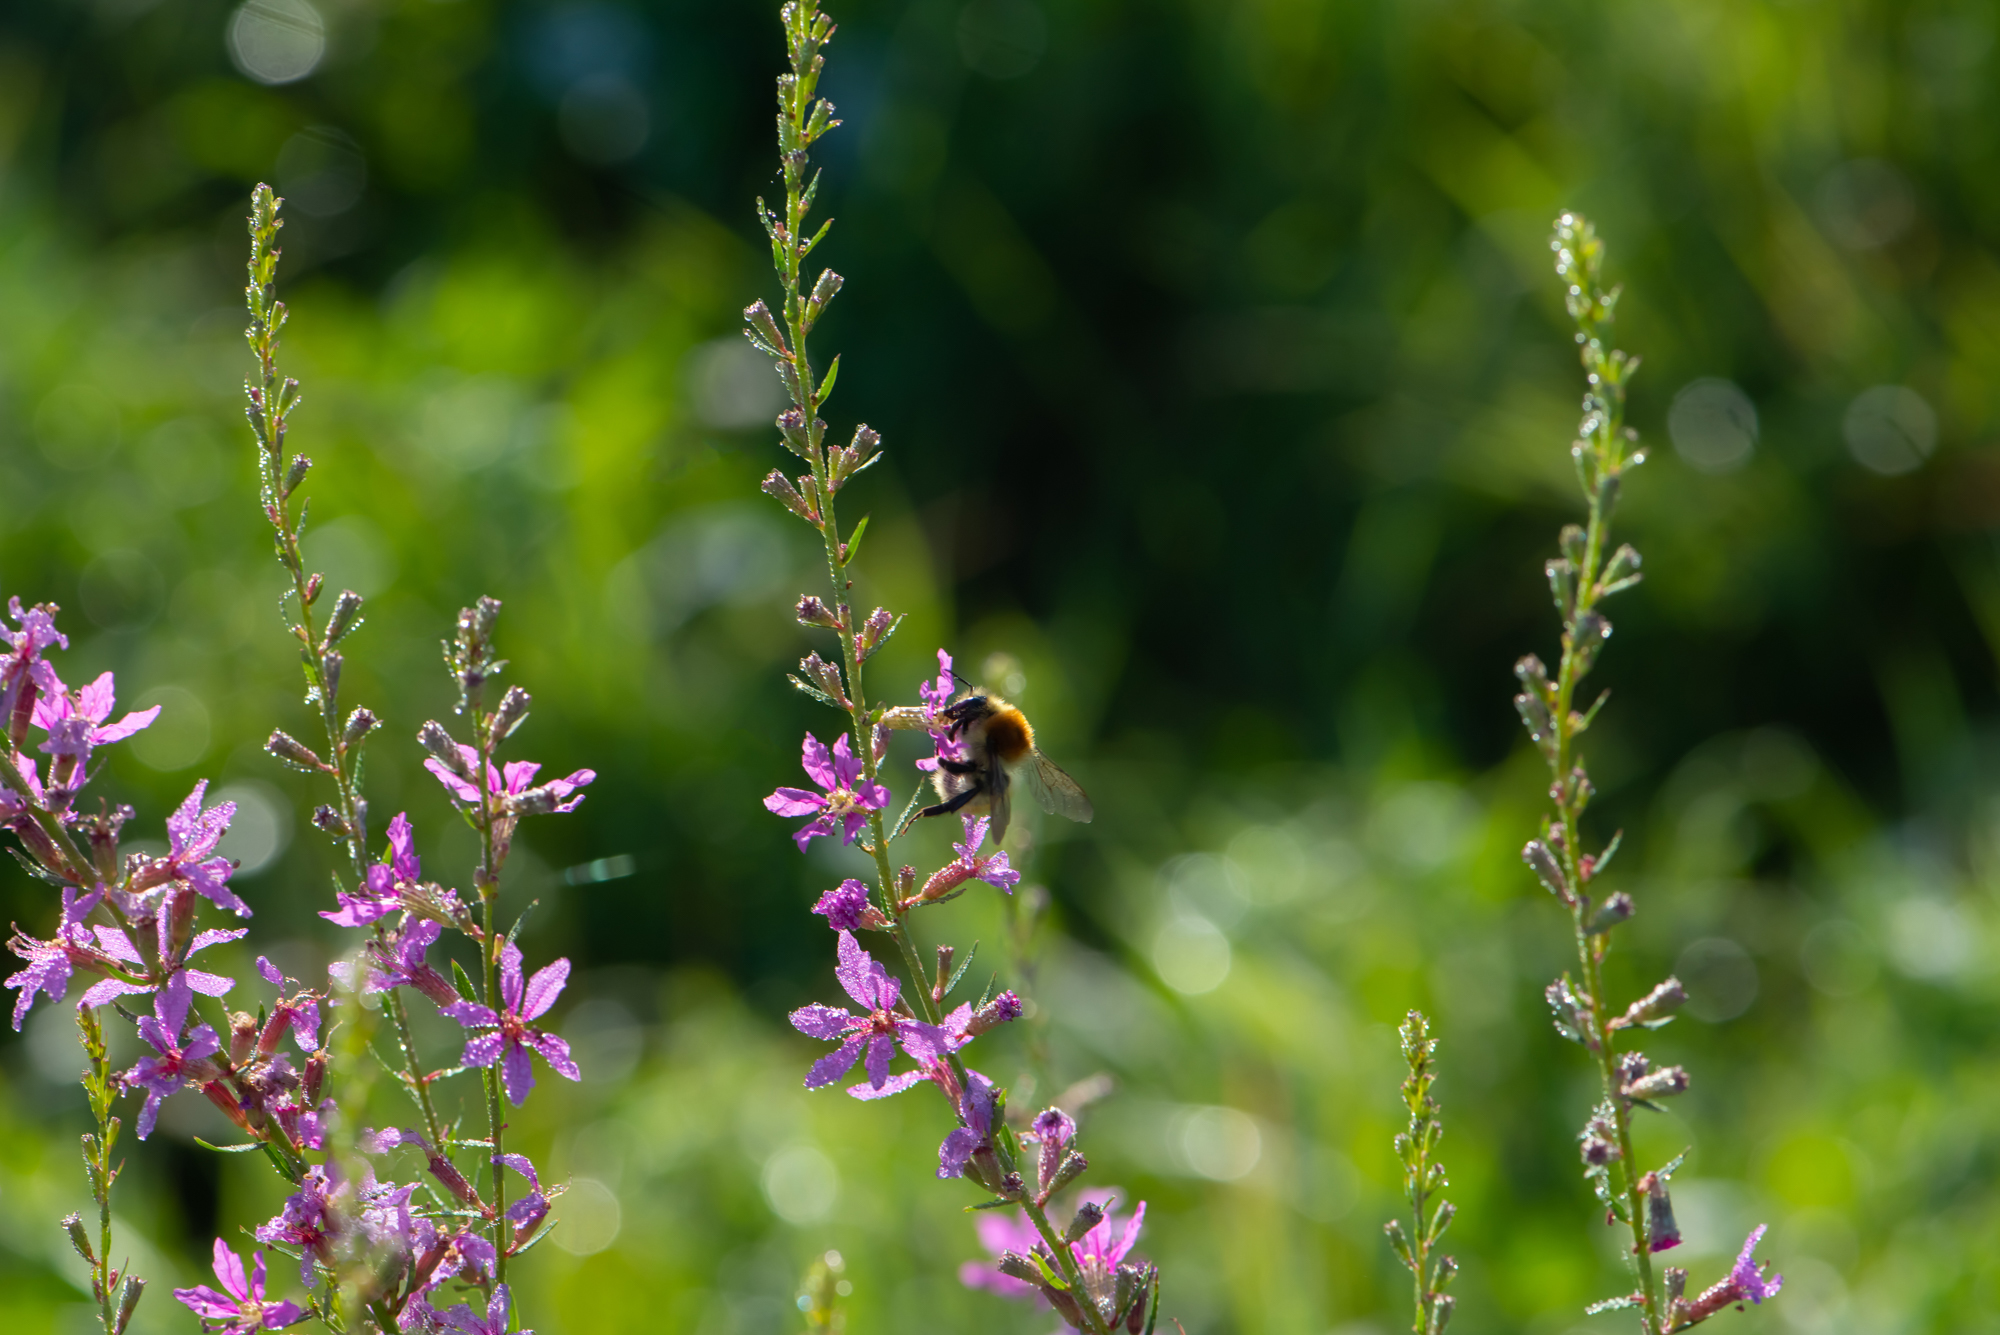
2,187,592,1334
1517,215,1782,1332
746,5,1160,1333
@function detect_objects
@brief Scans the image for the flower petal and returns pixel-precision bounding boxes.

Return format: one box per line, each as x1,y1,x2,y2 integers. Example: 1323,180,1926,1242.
790,1003,857,1041
501,1042,536,1106
531,1029,580,1081
764,787,827,818
520,957,569,1021
212,1237,249,1301
805,1035,865,1089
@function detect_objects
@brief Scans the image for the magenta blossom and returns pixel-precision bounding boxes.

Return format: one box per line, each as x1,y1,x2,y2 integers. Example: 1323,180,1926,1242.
255,1166,337,1285
425,744,594,813
789,930,952,1091
1730,1224,1783,1302
916,649,969,774
123,971,223,1139
441,941,580,1106
494,1152,551,1238
338,916,462,1007
132,781,248,918
76,910,244,1011
33,670,158,766
918,816,1020,900
254,957,322,1053
0,597,65,723
960,1209,1043,1299
173,1238,306,1332
322,811,421,926
811,879,886,932
5,886,115,1028
765,732,889,852
435,1285,528,1335
938,1068,999,1179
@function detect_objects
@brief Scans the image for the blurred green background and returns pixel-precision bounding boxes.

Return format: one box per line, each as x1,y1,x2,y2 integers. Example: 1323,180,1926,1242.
0,0,1995,1332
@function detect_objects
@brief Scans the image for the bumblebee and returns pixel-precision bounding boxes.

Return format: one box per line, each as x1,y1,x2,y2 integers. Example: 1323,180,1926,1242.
905,692,1093,846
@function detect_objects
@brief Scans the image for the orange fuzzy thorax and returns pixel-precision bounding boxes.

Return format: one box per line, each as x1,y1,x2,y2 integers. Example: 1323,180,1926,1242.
984,704,1034,764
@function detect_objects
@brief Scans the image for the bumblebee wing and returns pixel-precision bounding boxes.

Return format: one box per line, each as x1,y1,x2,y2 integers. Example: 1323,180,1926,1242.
989,767,1013,847
1021,753,1094,824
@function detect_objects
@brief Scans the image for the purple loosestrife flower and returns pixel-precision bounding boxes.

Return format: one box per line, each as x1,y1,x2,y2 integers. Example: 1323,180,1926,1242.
494,1152,551,1238
916,649,968,773
5,886,115,1028
129,781,249,918
765,732,889,852
960,1211,1044,1299
256,1165,337,1285
425,745,594,813
31,671,156,755
811,878,887,931
1729,1224,1782,1302
937,1068,999,1179
253,957,321,1053
441,941,580,1106
436,1285,528,1335
78,914,244,1010
790,931,956,1091
322,811,419,927
918,816,1020,901
337,917,462,1007
0,597,65,723
123,971,224,1139
172,1238,306,1332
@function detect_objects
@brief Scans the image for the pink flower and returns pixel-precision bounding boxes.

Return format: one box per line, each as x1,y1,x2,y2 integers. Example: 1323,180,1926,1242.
441,941,580,1106
917,816,1020,900
122,972,224,1139
130,781,248,918
765,732,890,852
321,811,422,927
434,1284,528,1335
425,744,593,814
916,649,968,774
33,671,159,761
172,1238,306,1332
789,931,952,1090
0,597,66,724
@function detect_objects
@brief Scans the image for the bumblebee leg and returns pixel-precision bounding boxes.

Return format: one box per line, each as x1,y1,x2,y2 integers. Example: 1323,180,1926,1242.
893,785,982,837
935,757,978,776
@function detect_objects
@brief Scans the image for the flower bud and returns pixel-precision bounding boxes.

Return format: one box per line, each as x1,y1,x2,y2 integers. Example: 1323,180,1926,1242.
795,595,842,629
997,1253,1043,1285
266,730,327,774
1063,1200,1104,1244
311,805,349,838
1643,1172,1682,1252
282,453,312,498
1585,891,1633,934
777,407,811,457
303,572,323,605
63,1213,95,1265
856,606,896,659
1546,558,1576,617
418,721,471,777
800,653,846,704
343,707,380,751
743,299,788,354
322,589,364,646
1559,523,1586,566
762,469,820,523
1044,1150,1088,1198
809,268,844,312
967,990,1023,1037
114,1275,145,1335
304,1050,326,1103
1622,1064,1689,1103
1521,840,1570,902
229,1012,259,1064
493,685,532,741
319,651,342,706
1610,976,1686,1031
1514,691,1555,751
1600,543,1642,593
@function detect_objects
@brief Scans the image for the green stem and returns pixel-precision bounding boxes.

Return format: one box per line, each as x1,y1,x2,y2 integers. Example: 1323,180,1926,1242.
385,988,447,1151
472,704,508,1286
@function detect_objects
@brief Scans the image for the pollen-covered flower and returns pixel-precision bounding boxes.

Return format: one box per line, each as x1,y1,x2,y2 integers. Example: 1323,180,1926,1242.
123,972,224,1139
789,930,952,1090
172,1238,306,1332
424,744,594,814
764,732,889,852
441,941,580,1106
